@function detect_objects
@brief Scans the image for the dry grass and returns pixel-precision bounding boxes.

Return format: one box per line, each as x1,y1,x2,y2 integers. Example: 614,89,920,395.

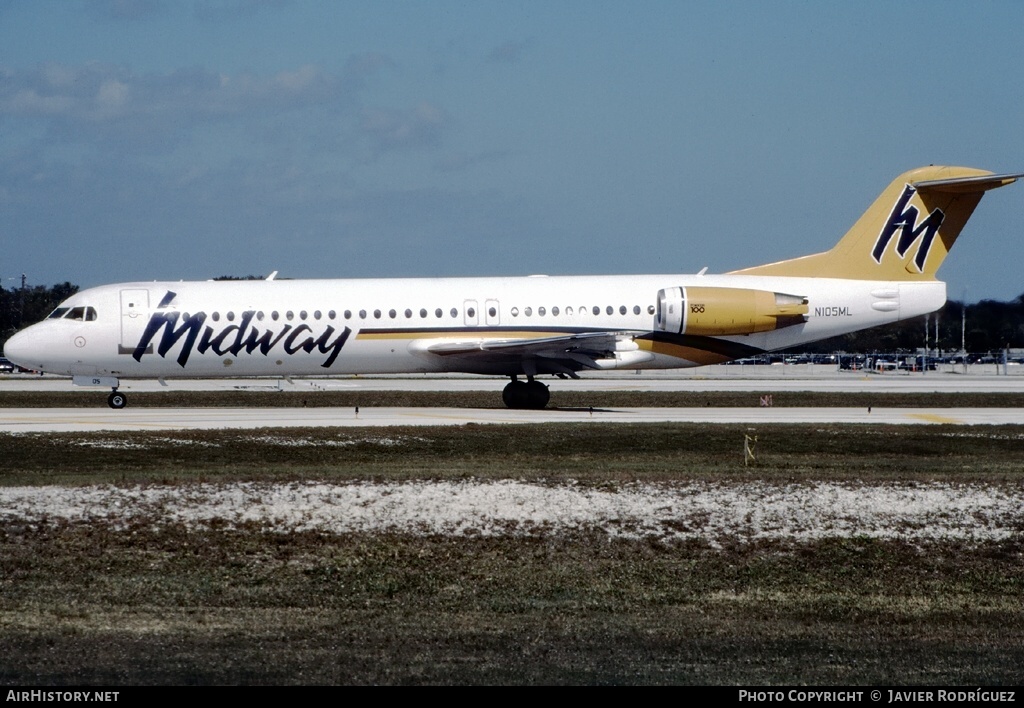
1,528,1021,684
2,422,1023,684
3,423,1024,486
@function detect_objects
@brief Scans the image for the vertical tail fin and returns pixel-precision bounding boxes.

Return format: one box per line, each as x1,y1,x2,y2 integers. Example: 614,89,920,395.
732,166,1022,280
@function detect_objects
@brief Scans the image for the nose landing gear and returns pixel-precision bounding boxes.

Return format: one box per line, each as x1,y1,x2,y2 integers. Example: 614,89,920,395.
71,376,126,409
107,389,127,409
502,376,550,409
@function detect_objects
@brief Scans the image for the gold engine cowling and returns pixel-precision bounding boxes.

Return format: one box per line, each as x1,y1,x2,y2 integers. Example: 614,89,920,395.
655,286,808,335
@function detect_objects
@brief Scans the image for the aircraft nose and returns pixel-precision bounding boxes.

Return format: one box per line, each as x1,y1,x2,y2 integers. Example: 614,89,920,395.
3,326,49,372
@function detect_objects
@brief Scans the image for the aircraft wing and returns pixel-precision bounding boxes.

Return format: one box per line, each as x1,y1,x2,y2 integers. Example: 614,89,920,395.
408,331,647,376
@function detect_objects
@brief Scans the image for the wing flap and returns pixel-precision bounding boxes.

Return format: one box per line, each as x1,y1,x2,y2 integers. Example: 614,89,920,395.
408,331,650,373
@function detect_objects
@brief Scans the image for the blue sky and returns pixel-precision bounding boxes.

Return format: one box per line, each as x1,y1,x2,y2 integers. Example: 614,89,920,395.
2,0,1023,301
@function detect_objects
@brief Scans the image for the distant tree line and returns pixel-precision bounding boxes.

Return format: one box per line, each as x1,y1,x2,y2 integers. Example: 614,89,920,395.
1,281,79,349
2,281,1024,357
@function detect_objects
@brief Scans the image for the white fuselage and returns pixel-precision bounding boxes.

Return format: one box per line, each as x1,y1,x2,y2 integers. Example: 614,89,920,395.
5,273,945,380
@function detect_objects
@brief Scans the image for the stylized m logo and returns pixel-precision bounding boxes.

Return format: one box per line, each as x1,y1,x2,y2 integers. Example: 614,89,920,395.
871,185,945,272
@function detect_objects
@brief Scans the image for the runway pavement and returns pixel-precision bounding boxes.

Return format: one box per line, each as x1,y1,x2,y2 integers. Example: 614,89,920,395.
3,367,1024,431
3,364,1024,394
1,406,1021,432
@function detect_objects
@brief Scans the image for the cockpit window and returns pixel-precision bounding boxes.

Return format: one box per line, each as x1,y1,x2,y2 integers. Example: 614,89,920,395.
62,306,97,321
48,308,70,319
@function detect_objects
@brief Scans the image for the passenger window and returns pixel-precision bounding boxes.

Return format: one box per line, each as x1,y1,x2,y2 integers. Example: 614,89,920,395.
272,311,280,321
592,306,600,316
552,306,559,316
633,305,641,315
606,306,613,315
286,311,294,321
227,311,235,321
565,306,573,316
619,305,626,315
299,310,307,320
511,307,519,317
374,309,382,319
525,307,533,316
647,305,656,315
420,308,428,318
344,310,351,319
450,308,458,318
489,307,497,317
329,310,336,320
387,309,395,319
538,306,546,316
467,307,476,318
405,309,412,318
359,310,367,319
212,312,221,322
314,310,322,320
435,308,443,318
256,311,265,321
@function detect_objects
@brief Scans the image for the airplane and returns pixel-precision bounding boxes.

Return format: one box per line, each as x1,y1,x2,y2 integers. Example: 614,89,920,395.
4,165,1021,410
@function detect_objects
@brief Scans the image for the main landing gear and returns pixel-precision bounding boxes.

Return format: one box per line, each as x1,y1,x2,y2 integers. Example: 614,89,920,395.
107,389,127,409
502,376,550,409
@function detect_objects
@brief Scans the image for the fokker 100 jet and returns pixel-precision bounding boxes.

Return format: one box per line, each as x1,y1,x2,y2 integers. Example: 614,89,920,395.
5,166,1021,409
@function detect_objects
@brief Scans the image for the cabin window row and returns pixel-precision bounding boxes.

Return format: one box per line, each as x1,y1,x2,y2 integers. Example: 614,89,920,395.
196,304,657,323
510,305,656,317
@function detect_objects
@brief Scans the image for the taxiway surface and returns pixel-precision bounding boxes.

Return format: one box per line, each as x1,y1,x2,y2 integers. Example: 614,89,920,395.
3,367,1024,431
3,364,1024,394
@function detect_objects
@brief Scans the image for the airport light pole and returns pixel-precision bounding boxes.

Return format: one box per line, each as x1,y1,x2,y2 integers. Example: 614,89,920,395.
961,289,968,375
923,313,928,374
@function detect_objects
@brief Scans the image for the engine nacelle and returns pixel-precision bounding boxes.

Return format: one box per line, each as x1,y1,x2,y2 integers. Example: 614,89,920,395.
655,286,808,335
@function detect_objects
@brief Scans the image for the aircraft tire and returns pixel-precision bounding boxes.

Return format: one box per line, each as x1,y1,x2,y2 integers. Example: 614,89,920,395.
502,380,528,409
107,391,127,410
524,380,550,409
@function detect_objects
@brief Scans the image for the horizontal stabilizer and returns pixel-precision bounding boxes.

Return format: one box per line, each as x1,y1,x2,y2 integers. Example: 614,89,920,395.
912,172,1024,193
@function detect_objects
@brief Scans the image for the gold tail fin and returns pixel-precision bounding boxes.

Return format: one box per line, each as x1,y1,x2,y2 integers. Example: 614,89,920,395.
732,166,1021,280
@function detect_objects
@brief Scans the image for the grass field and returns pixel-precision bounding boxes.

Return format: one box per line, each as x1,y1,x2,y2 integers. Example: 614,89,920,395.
1,419,1023,684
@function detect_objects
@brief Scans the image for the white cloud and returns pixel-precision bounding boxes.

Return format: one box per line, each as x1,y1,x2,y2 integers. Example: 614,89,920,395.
191,0,289,22
95,79,129,115
486,39,533,65
358,101,450,155
87,0,166,22
273,64,317,92
6,88,73,115
0,62,343,123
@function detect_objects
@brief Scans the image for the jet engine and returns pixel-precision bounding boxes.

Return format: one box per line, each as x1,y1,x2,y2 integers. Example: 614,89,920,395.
655,286,808,335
